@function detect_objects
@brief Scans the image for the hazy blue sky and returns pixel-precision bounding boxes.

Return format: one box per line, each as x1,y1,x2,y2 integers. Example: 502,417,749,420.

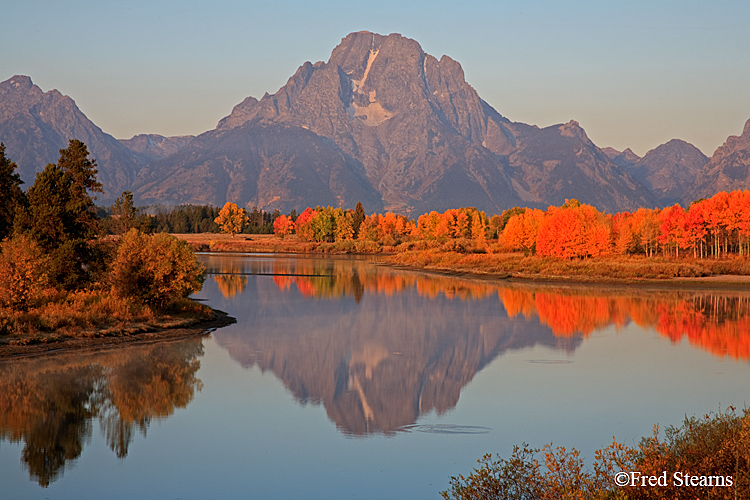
3,0,749,156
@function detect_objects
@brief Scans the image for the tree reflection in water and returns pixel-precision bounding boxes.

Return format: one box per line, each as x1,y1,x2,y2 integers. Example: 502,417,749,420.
206,255,750,437
206,255,750,361
0,337,204,486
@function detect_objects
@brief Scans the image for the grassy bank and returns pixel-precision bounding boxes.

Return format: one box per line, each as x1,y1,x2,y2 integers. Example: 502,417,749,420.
174,233,750,284
174,233,385,254
387,250,750,281
0,290,221,356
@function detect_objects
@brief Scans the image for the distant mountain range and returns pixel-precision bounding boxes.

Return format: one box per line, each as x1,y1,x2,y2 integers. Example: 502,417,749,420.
2,31,749,213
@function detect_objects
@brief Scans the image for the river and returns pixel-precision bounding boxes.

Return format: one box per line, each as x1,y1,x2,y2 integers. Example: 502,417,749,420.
2,254,749,499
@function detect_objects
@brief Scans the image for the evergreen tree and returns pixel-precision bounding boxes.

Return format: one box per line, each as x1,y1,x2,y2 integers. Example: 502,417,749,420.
16,141,102,289
353,201,366,238
111,190,137,234
0,143,26,240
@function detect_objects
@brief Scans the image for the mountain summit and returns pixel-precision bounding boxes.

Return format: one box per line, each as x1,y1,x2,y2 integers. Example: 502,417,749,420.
134,31,657,213
689,119,750,201
0,75,139,200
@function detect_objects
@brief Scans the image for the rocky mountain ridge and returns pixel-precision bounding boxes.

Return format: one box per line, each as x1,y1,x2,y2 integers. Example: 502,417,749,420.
0,75,141,200
688,118,750,202
133,31,657,213
1,32,748,213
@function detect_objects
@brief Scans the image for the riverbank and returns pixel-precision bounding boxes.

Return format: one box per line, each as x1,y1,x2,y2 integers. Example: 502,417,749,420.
386,250,750,288
0,294,234,359
173,233,750,287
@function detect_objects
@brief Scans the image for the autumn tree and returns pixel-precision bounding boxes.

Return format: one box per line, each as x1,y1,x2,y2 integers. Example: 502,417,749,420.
0,235,49,310
536,202,611,259
214,202,248,237
502,208,544,254
310,209,335,242
110,229,205,310
273,214,293,239
294,207,317,242
333,210,355,241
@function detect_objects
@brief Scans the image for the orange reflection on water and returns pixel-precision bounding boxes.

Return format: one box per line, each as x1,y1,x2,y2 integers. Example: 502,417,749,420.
0,338,204,486
500,288,750,360
207,256,750,361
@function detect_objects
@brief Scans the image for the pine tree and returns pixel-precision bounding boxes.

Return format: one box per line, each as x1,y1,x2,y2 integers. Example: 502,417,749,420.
16,141,102,289
0,143,26,240
353,201,366,238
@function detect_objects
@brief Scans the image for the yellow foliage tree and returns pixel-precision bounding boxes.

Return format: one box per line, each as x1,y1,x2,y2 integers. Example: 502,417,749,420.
214,202,248,237
110,229,205,310
0,235,49,310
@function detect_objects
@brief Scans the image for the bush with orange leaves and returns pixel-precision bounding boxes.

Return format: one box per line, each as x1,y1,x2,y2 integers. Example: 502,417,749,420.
442,407,750,500
0,234,49,310
110,229,205,310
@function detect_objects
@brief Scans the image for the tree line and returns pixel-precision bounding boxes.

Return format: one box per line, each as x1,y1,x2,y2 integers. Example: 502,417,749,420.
502,192,750,259
269,192,750,260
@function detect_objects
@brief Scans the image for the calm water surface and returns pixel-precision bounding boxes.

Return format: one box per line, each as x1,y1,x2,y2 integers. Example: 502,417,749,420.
2,254,749,499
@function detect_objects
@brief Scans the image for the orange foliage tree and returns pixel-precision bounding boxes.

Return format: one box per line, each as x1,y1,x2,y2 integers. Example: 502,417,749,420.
273,214,293,239
536,200,611,258
502,208,545,254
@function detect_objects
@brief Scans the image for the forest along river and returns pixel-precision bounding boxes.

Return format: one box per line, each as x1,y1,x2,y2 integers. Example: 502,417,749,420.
2,253,750,499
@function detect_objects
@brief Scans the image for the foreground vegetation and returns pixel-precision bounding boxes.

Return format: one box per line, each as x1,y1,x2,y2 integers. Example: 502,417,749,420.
0,141,212,351
442,408,750,500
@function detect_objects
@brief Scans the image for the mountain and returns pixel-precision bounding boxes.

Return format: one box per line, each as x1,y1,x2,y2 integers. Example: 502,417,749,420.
1,32,677,214
602,147,640,169
0,75,140,201
133,122,384,211
624,139,709,206
119,133,194,165
689,119,750,201
134,31,657,213
507,121,656,210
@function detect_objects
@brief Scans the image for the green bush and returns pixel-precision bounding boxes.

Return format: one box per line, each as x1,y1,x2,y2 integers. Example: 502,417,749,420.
110,229,205,310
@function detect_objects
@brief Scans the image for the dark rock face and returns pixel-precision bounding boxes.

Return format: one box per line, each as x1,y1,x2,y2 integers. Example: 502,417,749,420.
689,119,750,202
141,31,658,213
624,139,708,206
0,75,140,201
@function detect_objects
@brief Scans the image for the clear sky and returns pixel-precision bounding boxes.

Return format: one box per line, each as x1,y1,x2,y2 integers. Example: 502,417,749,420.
2,0,749,156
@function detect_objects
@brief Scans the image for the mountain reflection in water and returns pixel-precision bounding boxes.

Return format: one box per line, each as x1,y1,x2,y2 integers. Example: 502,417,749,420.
0,338,204,486
203,255,750,437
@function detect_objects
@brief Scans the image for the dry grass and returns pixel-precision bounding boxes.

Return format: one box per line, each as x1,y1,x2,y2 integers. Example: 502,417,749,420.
173,233,750,283
0,290,215,346
388,249,750,282
173,233,385,254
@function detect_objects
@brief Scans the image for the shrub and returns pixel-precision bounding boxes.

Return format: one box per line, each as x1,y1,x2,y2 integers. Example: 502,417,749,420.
0,235,50,310
110,230,205,310
442,408,749,500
